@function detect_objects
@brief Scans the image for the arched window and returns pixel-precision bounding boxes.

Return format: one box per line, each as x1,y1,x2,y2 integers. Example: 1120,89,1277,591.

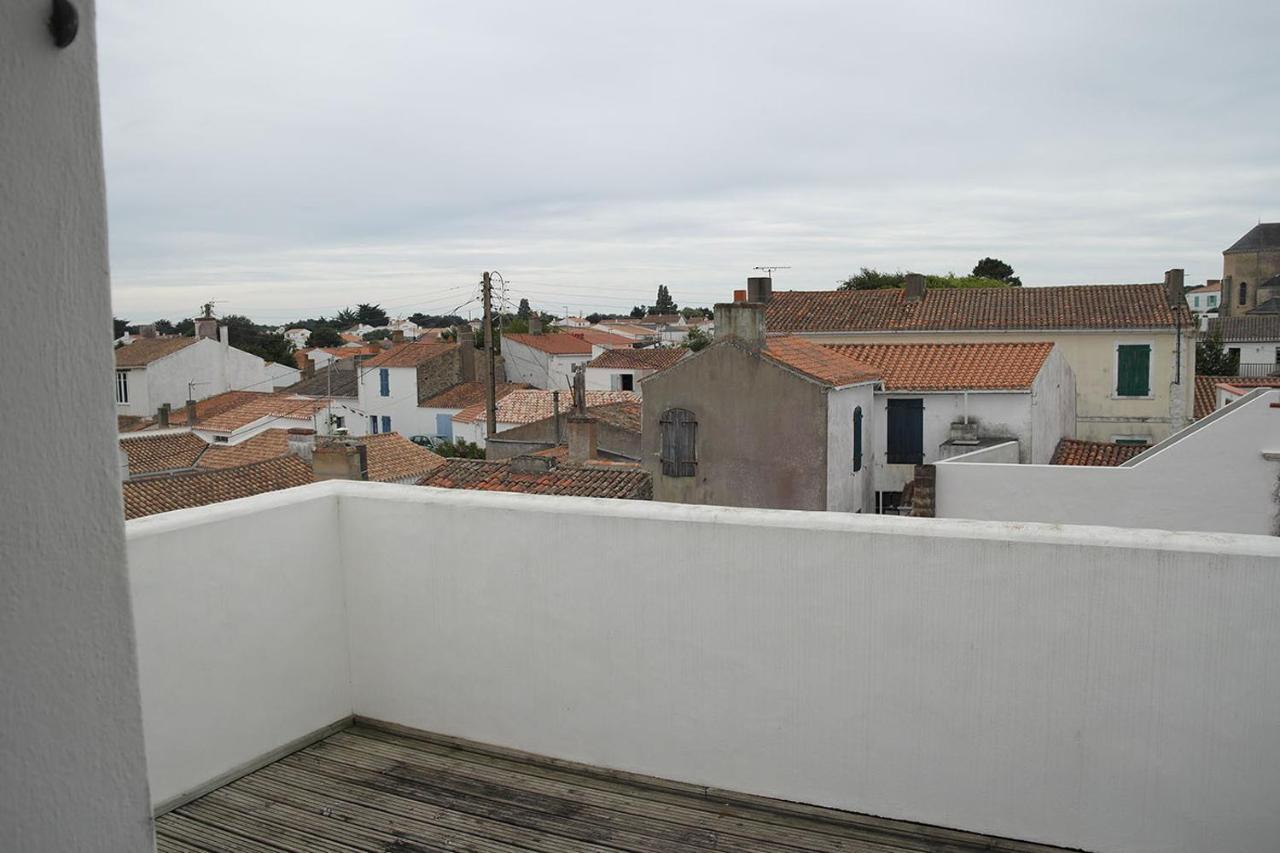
659,408,697,476
1240,282,1248,305
852,406,863,472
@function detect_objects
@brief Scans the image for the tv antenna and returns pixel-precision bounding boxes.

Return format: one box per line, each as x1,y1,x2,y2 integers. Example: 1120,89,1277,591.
754,265,790,277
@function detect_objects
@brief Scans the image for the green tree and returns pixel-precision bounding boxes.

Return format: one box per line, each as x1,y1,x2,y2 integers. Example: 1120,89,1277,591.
839,268,907,290
516,298,532,320
153,319,177,335
1196,328,1239,376
218,314,295,367
362,329,393,342
629,305,647,319
434,439,485,459
356,303,389,326
971,257,1022,286
652,285,677,314
113,317,130,338
335,307,359,327
682,326,711,352
308,325,343,347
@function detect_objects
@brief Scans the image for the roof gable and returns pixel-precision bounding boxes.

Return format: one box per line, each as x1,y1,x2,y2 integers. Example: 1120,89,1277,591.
361,341,456,369
761,337,880,387
1224,223,1280,254
114,336,198,367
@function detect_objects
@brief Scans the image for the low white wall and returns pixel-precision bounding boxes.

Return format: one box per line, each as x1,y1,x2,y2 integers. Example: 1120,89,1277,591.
936,389,1280,535
127,487,352,809
126,482,1280,853
939,440,1020,464
340,484,1280,853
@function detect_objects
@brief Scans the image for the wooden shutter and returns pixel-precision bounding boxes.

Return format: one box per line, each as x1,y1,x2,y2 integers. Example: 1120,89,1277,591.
886,398,924,465
1116,345,1150,396
852,406,863,472
659,408,697,477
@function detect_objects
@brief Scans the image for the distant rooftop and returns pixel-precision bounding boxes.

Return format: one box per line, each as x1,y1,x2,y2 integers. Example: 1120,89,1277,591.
1224,222,1280,254
123,456,313,519
114,336,196,367
1194,374,1280,419
585,347,687,371
421,456,652,499
419,380,528,410
1050,438,1146,467
360,340,456,369
452,389,639,425
1208,314,1280,342
825,342,1056,391
502,332,593,355
761,336,881,388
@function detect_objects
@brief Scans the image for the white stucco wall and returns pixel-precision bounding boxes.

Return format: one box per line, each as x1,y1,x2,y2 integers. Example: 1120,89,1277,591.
935,389,1280,535
585,365,654,393
1224,340,1280,365
124,482,1280,853
825,383,877,512
127,490,352,809
1029,347,1077,464
358,364,433,436
501,338,551,387
118,337,300,417
1,3,154,849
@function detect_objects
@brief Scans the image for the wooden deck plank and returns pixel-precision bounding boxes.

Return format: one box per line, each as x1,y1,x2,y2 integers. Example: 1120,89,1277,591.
334,730,928,853
157,722,1077,853
309,738,902,853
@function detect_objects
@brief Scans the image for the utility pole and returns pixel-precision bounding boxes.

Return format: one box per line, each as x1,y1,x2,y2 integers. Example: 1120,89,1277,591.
482,271,497,436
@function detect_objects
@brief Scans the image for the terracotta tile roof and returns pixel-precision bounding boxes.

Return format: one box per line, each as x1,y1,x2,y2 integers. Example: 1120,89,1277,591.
117,415,154,433
167,390,266,425
502,332,593,355
120,432,209,475
123,457,315,519
452,390,639,425
761,337,880,387
420,458,651,499
357,432,446,482
193,394,328,433
596,323,660,339
1050,439,1146,467
824,342,1055,391
114,336,197,367
1188,281,1221,294
1207,315,1280,343
283,363,359,397
1194,374,1280,419
195,429,290,470
360,340,456,368
763,284,1193,334
567,328,636,348
587,400,641,433
585,348,687,371
418,381,528,410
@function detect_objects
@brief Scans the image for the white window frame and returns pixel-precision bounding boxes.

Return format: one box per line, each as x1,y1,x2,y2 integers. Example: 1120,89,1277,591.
115,369,129,405
1111,339,1155,400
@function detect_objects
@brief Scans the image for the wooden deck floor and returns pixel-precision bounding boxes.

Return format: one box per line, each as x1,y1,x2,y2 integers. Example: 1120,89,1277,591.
155,722,1076,853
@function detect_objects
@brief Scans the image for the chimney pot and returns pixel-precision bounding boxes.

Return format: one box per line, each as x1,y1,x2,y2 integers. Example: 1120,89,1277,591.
194,316,218,341
567,414,597,463
301,357,315,379
391,329,405,344
904,273,926,302
287,428,316,462
746,276,773,304
1164,268,1186,308
713,301,766,351
156,403,170,429
733,289,747,302
312,438,367,481
185,399,198,425
529,315,543,335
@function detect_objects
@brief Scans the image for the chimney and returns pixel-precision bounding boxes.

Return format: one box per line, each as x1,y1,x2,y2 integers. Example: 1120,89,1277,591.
904,273,926,302
312,438,368,481
509,454,555,475
458,326,476,381
713,301,766,352
185,399,197,425
218,325,229,346
139,324,157,339
733,289,747,302
156,403,170,429
1164,268,1185,307
567,414,597,463
529,315,543,335
391,329,405,344
286,428,315,462
301,357,315,379
746,276,773,304
1221,275,1234,317
194,316,218,340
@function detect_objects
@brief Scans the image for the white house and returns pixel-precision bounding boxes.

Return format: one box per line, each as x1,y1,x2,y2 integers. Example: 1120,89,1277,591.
114,323,300,419
356,340,462,437
283,328,311,348
1186,280,1221,326
500,332,593,390
824,342,1076,509
416,380,527,442
1208,315,1280,374
584,347,687,393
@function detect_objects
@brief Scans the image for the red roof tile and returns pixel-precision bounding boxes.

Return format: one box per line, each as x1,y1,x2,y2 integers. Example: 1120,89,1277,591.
502,333,593,355
167,391,266,425
357,432,446,482
824,342,1055,391
193,394,329,433
114,336,197,367
585,348,687,371
196,429,290,470
123,457,315,519
120,432,209,475
1050,439,1146,467
1194,374,1280,419
420,458,651,499
761,337,880,387
566,328,636,348
360,340,456,368
764,284,1193,334
452,390,639,425
418,381,528,410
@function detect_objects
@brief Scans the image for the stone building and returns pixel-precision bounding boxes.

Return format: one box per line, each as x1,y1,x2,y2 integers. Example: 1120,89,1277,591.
1220,223,1280,316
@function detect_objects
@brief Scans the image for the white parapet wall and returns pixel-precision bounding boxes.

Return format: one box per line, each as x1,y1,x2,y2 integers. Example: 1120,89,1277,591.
935,388,1280,535
128,481,1280,853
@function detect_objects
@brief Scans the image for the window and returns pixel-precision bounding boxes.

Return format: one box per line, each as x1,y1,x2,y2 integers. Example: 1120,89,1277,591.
852,406,863,472
370,415,378,434
659,408,697,476
1115,345,1151,397
1239,282,1248,305
620,373,634,391
381,415,391,433
1208,294,1218,307
1113,436,1150,446
379,368,390,397
115,370,129,404
885,398,924,464
1274,347,1280,365
332,416,345,430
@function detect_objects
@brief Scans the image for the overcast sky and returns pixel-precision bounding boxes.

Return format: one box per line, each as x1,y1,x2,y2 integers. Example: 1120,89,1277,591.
100,1,1280,324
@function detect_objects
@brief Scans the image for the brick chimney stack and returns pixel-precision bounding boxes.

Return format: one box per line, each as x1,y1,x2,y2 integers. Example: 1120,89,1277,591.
286,428,315,462
156,404,170,429
1164,268,1186,308
185,399,197,425
904,273,926,302
713,301,765,352
567,414,597,463
312,438,368,481
391,329,405,344
457,326,476,381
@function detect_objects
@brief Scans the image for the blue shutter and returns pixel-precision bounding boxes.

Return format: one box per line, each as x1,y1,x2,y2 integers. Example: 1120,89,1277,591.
379,368,390,397
886,399,924,465
436,413,453,439
381,416,391,433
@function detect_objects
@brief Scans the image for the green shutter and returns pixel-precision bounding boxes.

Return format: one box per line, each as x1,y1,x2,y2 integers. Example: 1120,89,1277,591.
1116,345,1150,396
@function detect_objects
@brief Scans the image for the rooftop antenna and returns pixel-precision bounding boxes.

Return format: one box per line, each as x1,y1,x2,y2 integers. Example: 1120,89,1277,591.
754,265,790,279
